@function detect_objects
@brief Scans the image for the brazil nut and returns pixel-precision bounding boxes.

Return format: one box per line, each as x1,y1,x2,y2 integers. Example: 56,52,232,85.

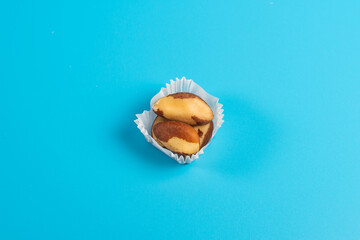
153,121,200,155
152,92,213,125
151,116,213,151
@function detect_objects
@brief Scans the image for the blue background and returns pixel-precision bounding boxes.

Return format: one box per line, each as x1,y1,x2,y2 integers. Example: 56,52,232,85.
1,0,360,239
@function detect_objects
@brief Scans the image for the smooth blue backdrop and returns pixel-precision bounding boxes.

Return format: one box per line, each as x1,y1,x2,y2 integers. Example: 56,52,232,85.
1,0,360,239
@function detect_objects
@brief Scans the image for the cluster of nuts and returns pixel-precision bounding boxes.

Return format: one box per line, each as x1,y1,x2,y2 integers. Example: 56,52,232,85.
151,92,214,156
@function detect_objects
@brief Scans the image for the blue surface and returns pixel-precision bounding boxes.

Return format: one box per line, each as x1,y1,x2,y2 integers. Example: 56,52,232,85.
1,1,360,239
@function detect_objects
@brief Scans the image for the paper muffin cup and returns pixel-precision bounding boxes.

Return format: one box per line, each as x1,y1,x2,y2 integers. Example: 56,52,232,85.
134,77,224,164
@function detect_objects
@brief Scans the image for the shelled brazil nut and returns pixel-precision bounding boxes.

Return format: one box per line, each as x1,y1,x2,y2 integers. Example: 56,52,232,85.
152,121,200,155
152,92,213,125
152,116,213,149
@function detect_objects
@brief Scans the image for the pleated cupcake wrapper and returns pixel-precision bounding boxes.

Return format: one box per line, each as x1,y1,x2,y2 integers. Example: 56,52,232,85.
134,77,224,164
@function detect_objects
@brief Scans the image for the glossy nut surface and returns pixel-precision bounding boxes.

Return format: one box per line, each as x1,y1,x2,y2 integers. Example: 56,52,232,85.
152,92,213,125
153,121,200,155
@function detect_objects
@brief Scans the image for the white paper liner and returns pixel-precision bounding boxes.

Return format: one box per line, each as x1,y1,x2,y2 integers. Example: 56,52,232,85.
134,77,224,164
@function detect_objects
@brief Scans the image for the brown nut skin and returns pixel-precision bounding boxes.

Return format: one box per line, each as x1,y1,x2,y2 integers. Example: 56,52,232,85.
152,92,213,125
153,121,200,155
151,116,213,150
193,121,213,149
151,116,167,147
